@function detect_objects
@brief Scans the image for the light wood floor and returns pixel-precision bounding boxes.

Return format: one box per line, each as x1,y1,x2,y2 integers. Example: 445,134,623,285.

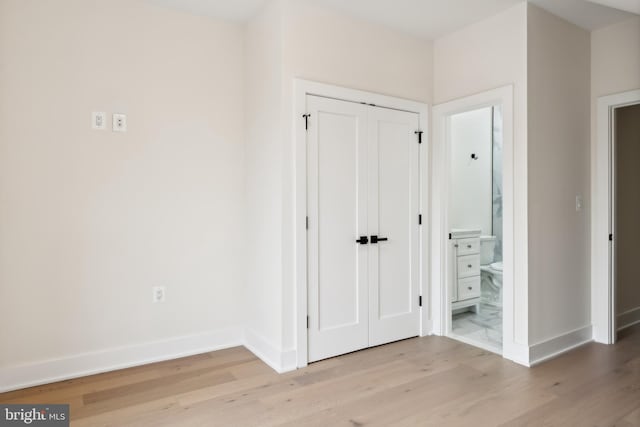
2,326,640,427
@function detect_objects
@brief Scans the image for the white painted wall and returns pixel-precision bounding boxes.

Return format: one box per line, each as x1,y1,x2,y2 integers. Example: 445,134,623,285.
450,107,494,236
591,17,640,101
279,0,434,354
243,0,286,364
526,4,591,345
590,17,640,342
434,2,529,349
241,0,433,369
2,0,629,387
0,0,245,386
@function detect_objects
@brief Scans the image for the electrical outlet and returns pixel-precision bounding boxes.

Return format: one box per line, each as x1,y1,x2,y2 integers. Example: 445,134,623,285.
152,286,165,303
112,113,127,132
92,112,106,130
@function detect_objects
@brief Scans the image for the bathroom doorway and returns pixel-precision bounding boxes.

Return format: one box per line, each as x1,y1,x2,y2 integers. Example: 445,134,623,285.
432,86,521,362
447,105,503,354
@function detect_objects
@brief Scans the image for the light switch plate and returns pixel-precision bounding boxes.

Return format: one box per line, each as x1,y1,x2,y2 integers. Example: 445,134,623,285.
92,112,106,130
112,113,127,132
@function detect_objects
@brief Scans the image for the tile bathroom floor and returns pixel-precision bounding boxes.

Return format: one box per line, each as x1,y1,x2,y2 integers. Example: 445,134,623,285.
452,303,502,352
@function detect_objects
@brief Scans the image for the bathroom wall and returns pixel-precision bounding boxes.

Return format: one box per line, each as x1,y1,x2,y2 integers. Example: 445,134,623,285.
449,107,493,236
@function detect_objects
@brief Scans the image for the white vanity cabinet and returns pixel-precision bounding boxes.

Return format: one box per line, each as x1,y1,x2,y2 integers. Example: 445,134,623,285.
450,230,481,311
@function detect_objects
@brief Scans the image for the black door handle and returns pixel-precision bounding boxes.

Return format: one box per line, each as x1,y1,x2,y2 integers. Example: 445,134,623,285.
370,235,388,244
356,236,369,245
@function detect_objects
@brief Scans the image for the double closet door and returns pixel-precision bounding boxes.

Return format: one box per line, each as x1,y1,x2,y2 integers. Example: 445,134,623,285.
307,95,421,363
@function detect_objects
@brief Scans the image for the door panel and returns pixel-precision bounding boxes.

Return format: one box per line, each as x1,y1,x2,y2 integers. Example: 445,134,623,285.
307,94,421,362
368,107,421,347
307,95,369,362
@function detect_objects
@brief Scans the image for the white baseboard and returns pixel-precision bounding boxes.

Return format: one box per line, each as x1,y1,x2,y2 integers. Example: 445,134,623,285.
0,327,242,393
617,307,640,331
243,328,297,374
529,325,593,366
420,319,433,337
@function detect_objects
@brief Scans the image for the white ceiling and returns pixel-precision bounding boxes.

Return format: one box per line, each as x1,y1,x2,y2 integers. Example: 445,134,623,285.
531,0,636,31
148,0,638,39
587,0,640,14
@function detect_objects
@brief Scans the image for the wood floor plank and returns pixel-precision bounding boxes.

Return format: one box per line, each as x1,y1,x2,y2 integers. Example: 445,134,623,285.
2,325,640,426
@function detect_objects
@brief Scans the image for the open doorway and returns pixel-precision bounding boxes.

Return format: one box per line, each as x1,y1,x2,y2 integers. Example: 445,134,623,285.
448,105,503,354
432,86,519,361
593,89,640,345
613,103,640,341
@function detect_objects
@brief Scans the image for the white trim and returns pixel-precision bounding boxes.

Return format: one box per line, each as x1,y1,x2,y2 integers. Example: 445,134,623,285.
293,79,429,368
243,329,297,374
0,328,242,393
431,86,523,364
617,307,640,332
592,89,640,344
529,325,593,366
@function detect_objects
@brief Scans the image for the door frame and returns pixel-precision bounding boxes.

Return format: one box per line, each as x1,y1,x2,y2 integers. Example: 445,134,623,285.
431,85,521,362
592,89,640,344
293,79,429,368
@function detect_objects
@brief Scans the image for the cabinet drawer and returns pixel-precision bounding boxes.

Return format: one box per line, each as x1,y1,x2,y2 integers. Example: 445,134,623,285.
457,276,481,301
456,238,480,256
457,255,480,278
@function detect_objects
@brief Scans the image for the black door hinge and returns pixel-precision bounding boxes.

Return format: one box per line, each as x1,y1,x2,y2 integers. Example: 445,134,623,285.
418,214,422,225
415,131,423,144
419,296,422,307
306,316,310,329
303,114,311,130
306,216,309,230
448,233,452,240
609,234,613,241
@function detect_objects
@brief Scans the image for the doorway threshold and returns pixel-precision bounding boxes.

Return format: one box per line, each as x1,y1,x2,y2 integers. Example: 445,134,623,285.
448,332,502,356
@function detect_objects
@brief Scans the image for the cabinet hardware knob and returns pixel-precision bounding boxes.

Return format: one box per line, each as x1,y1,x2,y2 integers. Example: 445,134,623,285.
467,245,472,248
468,286,473,290
468,264,472,268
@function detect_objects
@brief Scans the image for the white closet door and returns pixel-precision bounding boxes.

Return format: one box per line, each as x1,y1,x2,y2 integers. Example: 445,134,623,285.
367,107,420,346
307,95,369,362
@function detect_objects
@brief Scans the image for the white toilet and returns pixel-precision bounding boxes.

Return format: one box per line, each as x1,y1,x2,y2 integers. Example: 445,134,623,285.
480,236,503,307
